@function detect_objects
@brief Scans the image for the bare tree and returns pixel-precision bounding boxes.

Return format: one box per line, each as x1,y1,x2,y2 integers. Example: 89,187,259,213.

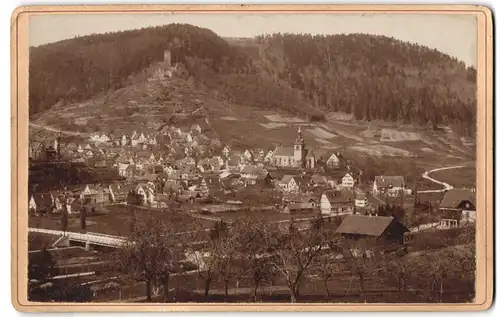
270,218,326,303
215,228,239,298
113,214,186,302
313,237,343,298
343,238,381,302
232,218,275,302
185,220,228,298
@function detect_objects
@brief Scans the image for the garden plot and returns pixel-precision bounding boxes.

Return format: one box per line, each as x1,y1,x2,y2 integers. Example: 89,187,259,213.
328,127,365,142
265,114,305,123
315,138,331,144
326,112,354,121
260,122,287,129
380,129,421,142
220,116,239,121
349,144,413,157
306,127,337,139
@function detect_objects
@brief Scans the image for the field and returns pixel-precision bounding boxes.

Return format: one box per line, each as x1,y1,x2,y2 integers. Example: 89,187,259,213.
306,127,337,139
28,205,216,237
202,210,322,223
380,128,421,142
264,114,304,123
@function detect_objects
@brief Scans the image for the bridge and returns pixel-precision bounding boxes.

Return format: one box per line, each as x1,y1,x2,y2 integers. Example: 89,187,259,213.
28,228,127,249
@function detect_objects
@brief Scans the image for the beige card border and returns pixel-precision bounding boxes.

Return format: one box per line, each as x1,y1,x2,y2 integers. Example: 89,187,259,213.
11,4,493,312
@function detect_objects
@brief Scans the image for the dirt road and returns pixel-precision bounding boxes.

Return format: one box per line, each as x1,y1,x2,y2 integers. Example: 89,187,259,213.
29,122,90,137
417,165,467,193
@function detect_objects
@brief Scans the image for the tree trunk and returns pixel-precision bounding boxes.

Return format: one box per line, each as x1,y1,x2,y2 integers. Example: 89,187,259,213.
252,280,260,302
204,278,212,297
358,272,365,301
146,278,152,302
162,273,170,302
323,279,330,297
290,289,297,303
224,279,229,298
440,279,443,303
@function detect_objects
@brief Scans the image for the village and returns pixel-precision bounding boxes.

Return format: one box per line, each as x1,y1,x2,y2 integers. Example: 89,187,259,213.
29,120,476,231
27,119,477,303
26,48,477,304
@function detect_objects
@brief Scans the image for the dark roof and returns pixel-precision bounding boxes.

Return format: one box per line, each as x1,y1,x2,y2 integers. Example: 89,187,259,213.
311,175,327,184
274,146,294,157
336,215,406,236
287,202,316,210
440,189,476,209
374,176,405,188
356,192,367,200
135,151,154,159
163,181,182,193
241,165,268,175
155,134,171,145
281,175,297,184
323,190,353,203
31,193,53,208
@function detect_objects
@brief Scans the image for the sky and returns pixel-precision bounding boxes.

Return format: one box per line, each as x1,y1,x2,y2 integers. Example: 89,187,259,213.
29,13,478,67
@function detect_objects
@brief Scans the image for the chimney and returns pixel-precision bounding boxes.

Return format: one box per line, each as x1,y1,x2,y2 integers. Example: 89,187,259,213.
164,50,172,68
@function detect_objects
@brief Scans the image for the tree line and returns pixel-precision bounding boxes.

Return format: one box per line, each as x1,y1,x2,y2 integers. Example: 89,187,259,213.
104,213,475,303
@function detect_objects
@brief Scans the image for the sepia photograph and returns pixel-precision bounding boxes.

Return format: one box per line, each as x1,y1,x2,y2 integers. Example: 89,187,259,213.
11,4,493,312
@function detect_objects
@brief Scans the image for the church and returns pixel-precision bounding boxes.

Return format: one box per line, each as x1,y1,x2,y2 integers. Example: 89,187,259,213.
272,127,316,169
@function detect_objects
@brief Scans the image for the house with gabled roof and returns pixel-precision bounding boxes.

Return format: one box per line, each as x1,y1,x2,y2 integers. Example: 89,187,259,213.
79,184,113,205
240,165,270,186
355,192,368,208
439,188,476,228
222,145,232,157
191,124,202,134
341,173,355,189
278,175,301,193
29,193,54,214
373,176,405,197
336,215,409,245
320,190,354,216
264,149,275,163
226,155,244,172
326,152,341,168
282,202,317,214
132,183,155,206
243,150,253,162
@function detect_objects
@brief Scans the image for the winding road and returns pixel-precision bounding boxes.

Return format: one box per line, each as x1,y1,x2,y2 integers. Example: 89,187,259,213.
417,165,467,194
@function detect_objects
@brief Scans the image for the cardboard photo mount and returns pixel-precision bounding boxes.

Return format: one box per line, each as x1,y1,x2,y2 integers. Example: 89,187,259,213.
11,4,494,312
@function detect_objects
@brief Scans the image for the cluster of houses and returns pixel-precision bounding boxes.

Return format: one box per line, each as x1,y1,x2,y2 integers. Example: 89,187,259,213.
29,121,476,236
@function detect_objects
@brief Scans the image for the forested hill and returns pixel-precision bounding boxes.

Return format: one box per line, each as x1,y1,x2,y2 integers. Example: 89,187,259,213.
248,33,477,136
29,24,477,137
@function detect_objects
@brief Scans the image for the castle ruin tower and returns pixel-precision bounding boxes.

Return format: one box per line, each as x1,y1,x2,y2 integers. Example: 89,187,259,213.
163,50,172,69
294,126,306,166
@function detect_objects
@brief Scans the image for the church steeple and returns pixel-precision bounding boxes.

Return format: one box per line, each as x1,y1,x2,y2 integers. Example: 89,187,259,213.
295,126,305,146
294,126,305,164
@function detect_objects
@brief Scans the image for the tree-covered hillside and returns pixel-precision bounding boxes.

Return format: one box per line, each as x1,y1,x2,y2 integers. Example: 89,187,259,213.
250,33,476,136
29,24,477,137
